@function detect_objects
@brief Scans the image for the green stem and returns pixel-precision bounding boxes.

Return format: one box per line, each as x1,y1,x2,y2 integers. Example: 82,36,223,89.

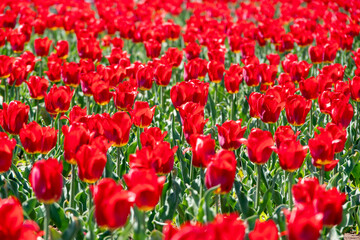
200,168,204,200
117,147,122,178
320,165,325,185
70,164,76,209
137,127,142,149
86,96,91,115
35,99,40,122
4,81,7,103
309,102,313,138
57,115,62,146
215,194,219,214
44,204,50,240
231,93,236,120
160,86,164,112
40,57,43,77
255,164,261,210
288,171,294,209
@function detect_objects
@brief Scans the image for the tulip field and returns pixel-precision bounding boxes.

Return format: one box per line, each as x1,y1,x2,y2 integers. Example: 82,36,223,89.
1,0,360,239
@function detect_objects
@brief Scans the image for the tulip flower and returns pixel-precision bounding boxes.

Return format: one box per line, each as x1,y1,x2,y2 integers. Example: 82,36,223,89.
0,55,14,79
266,54,280,66
140,127,167,149
132,101,156,128
124,168,166,211
241,128,274,165
76,144,107,184
154,63,172,86
243,64,259,87
285,95,312,126
289,61,312,83
247,92,262,118
318,123,346,153
34,37,52,57
25,76,49,100
349,76,360,101
299,77,319,100
20,121,57,154
91,80,113,106
136,65,154,90
308,45,324,64
91,178,135,229
162,47,183,68
282,54,298,74
170,79,209,109
257,94,282,124
184,42,201,60
61,62,80,87
113,81,138,111
0,101,29,135
273,138,307,172
144,39,161,59
274,125,298,147
184,58,201,81
249,220,279,240
323,42,338,63
130,143,177,174
309,130,339,166
8,30,26,53
207,61,225,83
61,105,87,124
29,158,63,204
102,112,132,147
0,196,24,239
224,64,242,94
21,51,38,73
54,40,69,59
205,150,236,194
0,133,16,173
217,120,247,151
8,58,27,87
329,99,353,129
45,85,74,115
45,61,62,83
62,123,91,164
189,134,216,168
77,38,102,62
258,63,277,86
285,205,323,240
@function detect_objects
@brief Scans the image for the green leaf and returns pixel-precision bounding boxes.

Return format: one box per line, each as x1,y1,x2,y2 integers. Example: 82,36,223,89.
50,202,69,231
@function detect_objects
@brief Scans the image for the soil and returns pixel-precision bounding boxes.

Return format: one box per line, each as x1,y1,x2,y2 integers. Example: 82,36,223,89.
345,233,360,240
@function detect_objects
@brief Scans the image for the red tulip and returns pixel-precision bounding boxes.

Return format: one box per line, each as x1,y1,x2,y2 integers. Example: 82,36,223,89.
212,213,246,240
258,63,277,86
34,37,52,57
285,205,323,240
228,35,242,53
62,123,91,164
113,81,138,111
323,42,338,63
274,125,298,148
289,61,312,83
77,38,102,62
217,120,247,151
349,76,360,102
178,102,205,124
132,101,156,128
318,123,346,153
61,62,80,87
309,130,339,166
182,114,208,143
184,42,201,60
140,127,167,149
0,133,16,173
308,45,323,64
224,64,242,94
0,55,14,78
45,61,61,83
184,58,201,81
61,105,87,124
91,178,135,229
20,121,57,154
29,158,63,204
21,51,38,74
76,144,107,184
124,168,166,211
273,138,307,172
136,65,154,90
205,150,236,194
170,79,209,110
249,220,279,240
330,99,353,129
154,63,172,86
25,76,49,100
130,143,177,174
8,30,26,53
257,94,282,124
285,95,312,126
45,85,74,115
247,92,262,118
299,77,319,100
243,64,259,87
144,39,161,59
162,47,183,68
0,101,29,135
103,112,132,147
91,80,113,106
0,196,24,239
266,54,280,66
111,37,124,48
240,128,274,165
207,61,225,83
54,40,68,59
321,64,346,84
8,58,27,87
189,134,216,168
